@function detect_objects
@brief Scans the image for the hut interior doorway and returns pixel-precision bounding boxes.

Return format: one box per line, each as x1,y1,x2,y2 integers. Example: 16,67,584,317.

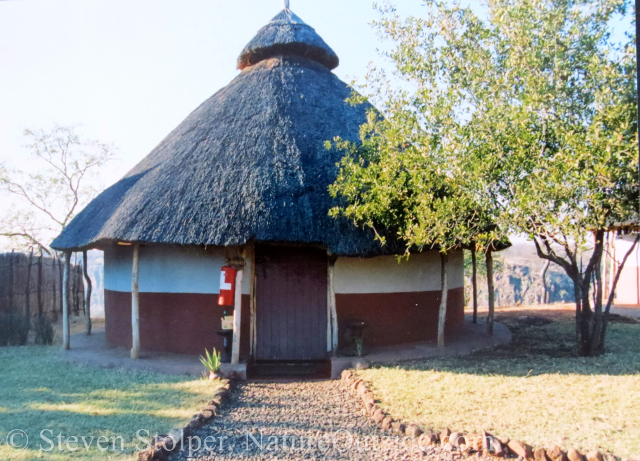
254,245,328,362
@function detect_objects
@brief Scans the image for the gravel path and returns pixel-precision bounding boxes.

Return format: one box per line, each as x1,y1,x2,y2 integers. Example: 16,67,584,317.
167,380,474,460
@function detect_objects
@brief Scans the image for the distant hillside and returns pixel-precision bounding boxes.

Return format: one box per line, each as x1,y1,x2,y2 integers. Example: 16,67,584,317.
465,241,576,307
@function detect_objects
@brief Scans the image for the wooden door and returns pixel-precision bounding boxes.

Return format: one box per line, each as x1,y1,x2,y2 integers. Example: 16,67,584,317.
255,245,328,361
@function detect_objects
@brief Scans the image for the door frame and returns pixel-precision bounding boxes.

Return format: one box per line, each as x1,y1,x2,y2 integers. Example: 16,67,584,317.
249,243,336,361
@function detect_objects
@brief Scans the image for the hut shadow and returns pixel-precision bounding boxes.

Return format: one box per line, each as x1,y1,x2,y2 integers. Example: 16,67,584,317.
380,314,640,377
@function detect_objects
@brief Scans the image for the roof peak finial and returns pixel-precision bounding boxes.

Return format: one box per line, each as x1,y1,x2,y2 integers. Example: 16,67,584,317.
284,0,290,9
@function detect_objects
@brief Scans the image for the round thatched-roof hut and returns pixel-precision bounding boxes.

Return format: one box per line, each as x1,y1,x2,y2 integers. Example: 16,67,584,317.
52,6,465,374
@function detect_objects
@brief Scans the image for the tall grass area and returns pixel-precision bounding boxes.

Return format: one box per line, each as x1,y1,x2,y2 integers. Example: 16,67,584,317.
357,315,640,458
0,346,217,460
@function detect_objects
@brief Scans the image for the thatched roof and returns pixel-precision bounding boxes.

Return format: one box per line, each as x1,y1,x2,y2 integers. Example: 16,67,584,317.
237,9,339,71
51,8,392,256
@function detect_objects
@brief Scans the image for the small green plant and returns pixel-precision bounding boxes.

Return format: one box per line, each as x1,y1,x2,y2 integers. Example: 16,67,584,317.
34,315,55,345
199,348,221,374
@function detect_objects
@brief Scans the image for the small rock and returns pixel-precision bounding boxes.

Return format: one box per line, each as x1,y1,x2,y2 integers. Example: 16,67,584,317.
381,416,393,431
364,400,375,414
472,435,484,452
373,410,385,425
427,433,439,445
199,410,215,421
406,424,423,438
341,369,354,381
137,449,154,461
498,436,511,446
548,446,568,461
361,390,374,401
369,404,380,416
493,439,505,457
208,397,222,406
508,440,534,459
450,432,464,447
351,379,364,390
535,447,551,461
587,452,604,461
568,448,586,461
440,428,452,443
391,421,406,435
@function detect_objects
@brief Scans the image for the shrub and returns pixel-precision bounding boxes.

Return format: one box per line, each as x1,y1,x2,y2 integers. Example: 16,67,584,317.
34,315,55,345
0,311,30,346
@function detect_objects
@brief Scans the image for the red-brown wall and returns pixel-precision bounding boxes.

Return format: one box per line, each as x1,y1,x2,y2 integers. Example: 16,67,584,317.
104,290,251,358
104,287,464,357
336,287,465,349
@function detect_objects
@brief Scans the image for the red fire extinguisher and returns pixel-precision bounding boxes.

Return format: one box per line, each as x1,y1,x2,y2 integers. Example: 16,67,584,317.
218,266,236,306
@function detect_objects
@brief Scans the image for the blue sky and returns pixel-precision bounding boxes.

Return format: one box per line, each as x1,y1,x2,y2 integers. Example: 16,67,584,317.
0,0,633,193
0,0,433,186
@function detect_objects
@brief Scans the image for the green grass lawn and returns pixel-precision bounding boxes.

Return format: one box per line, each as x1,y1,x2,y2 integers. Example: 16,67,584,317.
0,346,218,461
357,308,640,458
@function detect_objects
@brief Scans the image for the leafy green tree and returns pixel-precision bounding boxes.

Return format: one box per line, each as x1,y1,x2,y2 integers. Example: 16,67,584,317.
328,113,503,345
329,0,637,355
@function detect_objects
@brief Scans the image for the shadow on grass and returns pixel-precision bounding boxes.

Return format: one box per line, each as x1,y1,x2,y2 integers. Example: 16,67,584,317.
0,346,211,460
392,313,640,377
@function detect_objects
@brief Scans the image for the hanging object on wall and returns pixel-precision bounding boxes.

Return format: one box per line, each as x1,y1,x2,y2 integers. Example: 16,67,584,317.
218,266,237,306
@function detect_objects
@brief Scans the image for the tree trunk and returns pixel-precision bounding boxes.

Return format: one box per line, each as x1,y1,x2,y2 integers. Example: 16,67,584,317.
471,247,478,324
578,230,605,356
52,270,57,321
37,251,43,317
588,254,605,356
599,234,640,354
25,249,33,332
83,251,92,335
8,250,14,313
541,259,550,304
437,252,448,348
486,250,495,335
72,255,79,316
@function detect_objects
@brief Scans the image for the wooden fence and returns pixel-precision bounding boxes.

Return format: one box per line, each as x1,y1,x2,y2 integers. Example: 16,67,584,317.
0,251,84,322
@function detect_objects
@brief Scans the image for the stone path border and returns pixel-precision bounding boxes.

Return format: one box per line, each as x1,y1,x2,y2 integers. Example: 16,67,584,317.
137,379,234,461
341,370,626,461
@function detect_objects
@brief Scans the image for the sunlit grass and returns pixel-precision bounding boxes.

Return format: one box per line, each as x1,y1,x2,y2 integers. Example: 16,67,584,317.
0,346,219,460
358,317,640,458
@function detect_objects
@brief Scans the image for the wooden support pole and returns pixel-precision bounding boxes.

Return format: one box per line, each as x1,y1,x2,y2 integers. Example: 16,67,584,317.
83,250,92,335
486,250,495,335
130,244,140,360
327,258,338,354
62,251,71,350
249,246,257,357
231,267,244,364
437,252,448,348
57,255,63,316
471,247,478,324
